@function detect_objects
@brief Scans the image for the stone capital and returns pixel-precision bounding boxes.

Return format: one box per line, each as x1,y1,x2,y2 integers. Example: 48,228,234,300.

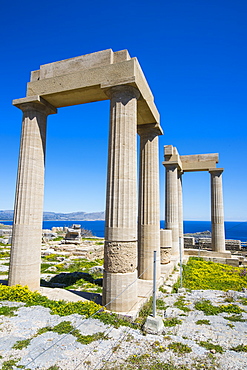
105,84,140,101
162,161,181,171
13,95,57,116
209,168,224,175
137,123,163,137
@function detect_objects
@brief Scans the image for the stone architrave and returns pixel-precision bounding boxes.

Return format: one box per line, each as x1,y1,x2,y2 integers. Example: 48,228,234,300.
177,171,184,254
103,85,140,312
209,169,225,253
8,97,57,290
138,124,161,280
165,164,179,256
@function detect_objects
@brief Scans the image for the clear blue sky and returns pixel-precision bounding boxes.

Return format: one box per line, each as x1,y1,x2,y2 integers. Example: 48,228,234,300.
1,0,247,221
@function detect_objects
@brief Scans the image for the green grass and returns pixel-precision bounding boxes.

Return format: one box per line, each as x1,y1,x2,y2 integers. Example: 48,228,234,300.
1,358,22,369
195,319,211,325
167,342,192,354
0,251,10,258
198,340,224,353
238,297,247,305
230,344,247,352
0,306,18,317
110,353,190,370
174,296,191,312
12,338,32,350
173,257,247,292
223,314,246,322
194,299,244,315
163,317,182,327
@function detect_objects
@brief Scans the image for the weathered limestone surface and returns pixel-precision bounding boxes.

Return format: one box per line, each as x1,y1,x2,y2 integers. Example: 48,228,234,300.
210,169,225,253
138,124,161,280
103,85,139,311
8,98,56,290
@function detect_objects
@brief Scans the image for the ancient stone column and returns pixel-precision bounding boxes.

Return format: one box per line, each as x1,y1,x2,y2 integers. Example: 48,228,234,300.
178,171,184,255
103,85,140,312
165,164,179,256
8,97,57,290
209,169,225,253
138,124,161,280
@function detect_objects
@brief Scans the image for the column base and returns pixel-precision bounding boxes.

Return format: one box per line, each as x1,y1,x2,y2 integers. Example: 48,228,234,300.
102,270,137,312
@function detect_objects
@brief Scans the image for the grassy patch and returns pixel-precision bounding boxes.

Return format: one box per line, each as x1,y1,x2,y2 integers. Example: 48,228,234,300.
0,305,18,317
159,286,167,294
156,298,167,310
35,320,108,344
112,353,190,369
12,338,32,350
174,296,191,312
173,257,247,292
0,251,10,258
223,314,246,322
198,340,224,353
230,344,247,352
163,317,182,327
1,358,22,369
195,319,211,325
194,299,244,315
238,297,247,305
168,342,192,354
42,254,64,262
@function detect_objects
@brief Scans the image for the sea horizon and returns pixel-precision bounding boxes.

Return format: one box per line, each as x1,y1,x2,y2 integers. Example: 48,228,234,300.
1,220,247,242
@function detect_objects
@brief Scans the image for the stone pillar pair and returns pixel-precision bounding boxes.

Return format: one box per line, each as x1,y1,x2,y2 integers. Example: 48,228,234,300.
103,86,161,312
164,164,183,256
10,86,161,313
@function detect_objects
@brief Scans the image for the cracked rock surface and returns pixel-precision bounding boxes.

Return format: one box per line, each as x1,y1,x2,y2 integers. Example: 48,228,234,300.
0,290,246,369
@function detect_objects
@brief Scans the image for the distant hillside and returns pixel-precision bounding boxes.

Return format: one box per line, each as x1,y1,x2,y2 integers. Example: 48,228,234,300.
0,210,105,221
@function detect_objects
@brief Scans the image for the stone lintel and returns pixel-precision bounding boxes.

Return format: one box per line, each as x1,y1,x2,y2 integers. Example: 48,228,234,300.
12,95,57,115
180,153,219,172
25,50,160,126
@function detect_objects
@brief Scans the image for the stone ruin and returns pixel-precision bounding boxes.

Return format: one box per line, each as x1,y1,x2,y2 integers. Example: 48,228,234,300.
64,224,81,244
7,49,235,313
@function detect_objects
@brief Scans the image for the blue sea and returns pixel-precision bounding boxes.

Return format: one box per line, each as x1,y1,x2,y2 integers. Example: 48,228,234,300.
2,220,247,242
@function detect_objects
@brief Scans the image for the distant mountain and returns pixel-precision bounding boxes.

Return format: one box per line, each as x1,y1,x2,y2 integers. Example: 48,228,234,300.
0,210,105,221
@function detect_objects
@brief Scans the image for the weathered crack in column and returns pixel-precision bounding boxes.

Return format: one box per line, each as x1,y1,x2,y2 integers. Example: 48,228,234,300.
209,168,225,253
8,97,57,290
138,124,161,280
103,85,140,312
164,164,179,256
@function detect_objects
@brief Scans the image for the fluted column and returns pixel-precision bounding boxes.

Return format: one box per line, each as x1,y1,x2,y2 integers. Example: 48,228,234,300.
178,171,184,255
165,164,179,256
8,98,57,290
210,169,225,252
103,85,140,312
138,124,161,280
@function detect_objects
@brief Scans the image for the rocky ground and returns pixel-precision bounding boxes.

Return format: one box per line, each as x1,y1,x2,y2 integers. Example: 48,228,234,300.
0,289,247,370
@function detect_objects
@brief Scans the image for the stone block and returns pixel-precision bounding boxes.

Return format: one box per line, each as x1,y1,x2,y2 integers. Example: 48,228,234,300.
143,315,164,335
